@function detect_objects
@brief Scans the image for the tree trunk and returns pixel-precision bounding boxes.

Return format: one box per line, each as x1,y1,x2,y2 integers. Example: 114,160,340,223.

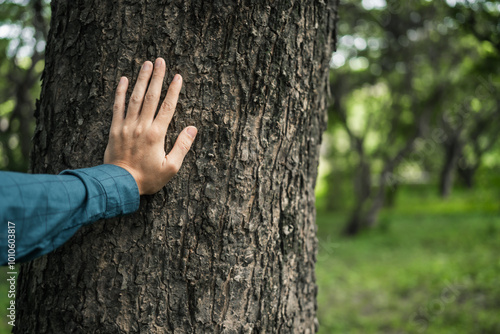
363,183,386,228
343,202,365,236
457,164,476,189
15,1,338,333
343,150,412,236
384,179,399,208
439,137,461,198
342,158,371,236
342,177,385,236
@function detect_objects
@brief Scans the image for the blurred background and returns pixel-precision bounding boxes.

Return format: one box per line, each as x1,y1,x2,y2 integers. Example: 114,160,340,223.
0,0,499,333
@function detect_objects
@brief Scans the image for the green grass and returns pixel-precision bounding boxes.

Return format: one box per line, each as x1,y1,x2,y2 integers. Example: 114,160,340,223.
0,267,17,333
316,177,500,333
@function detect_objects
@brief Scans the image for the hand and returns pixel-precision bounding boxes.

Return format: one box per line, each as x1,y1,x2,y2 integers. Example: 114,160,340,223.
104,58,197,195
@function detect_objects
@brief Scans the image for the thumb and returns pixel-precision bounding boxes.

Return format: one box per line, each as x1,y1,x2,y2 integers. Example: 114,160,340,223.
165,126,197,173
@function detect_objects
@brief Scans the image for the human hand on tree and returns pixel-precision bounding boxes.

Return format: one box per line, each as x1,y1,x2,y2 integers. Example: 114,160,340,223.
104,58,197,195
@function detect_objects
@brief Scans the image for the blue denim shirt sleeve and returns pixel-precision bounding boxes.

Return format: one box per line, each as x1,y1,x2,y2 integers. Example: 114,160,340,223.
0,164,140,266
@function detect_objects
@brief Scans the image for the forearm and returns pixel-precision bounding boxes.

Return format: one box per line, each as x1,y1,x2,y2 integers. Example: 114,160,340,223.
0,164,139,265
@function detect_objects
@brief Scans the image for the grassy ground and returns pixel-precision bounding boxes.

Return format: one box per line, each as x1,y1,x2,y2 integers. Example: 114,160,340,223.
316,177,500,333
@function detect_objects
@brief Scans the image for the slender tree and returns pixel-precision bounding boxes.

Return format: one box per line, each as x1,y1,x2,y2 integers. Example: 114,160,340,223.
15,0,338,333
328,1,443,235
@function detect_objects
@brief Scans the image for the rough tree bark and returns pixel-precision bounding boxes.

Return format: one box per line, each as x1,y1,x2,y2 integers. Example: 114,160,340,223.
15,0,338,333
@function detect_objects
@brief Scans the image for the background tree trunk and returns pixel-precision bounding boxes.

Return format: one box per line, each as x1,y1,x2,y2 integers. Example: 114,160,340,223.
15,0,338,333
342,157,371,235
439,136,462,198
457,163,476,189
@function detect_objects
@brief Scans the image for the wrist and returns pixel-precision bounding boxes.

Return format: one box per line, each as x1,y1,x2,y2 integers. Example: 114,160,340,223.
108,163,144,195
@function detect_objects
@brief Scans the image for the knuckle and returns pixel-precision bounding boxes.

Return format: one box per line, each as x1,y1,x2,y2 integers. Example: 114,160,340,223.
130,94,142,104
146,128,160,142
153,71,164,79
117,85,127,94
110,127,120,138
121,125,130,135
179,137,192,153
113,104,123,113
133,125,144,137
162,99,174,111
144,93,158,103
154,126,164,137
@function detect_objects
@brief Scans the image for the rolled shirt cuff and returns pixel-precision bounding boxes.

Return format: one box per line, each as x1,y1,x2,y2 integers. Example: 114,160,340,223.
60,164,140,222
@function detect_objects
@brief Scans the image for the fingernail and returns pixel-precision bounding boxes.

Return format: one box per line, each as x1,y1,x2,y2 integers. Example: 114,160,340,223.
143,62,152,70
186,126,197,139
155,58,162,67
174,74,182,82
119,77,126,85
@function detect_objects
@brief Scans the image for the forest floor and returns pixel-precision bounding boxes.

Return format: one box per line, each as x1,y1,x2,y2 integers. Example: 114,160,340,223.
316,171,500,334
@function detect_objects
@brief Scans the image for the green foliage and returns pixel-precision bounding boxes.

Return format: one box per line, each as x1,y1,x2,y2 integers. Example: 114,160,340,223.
320,0,500,230
315,167,500,333
0,0,49,172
